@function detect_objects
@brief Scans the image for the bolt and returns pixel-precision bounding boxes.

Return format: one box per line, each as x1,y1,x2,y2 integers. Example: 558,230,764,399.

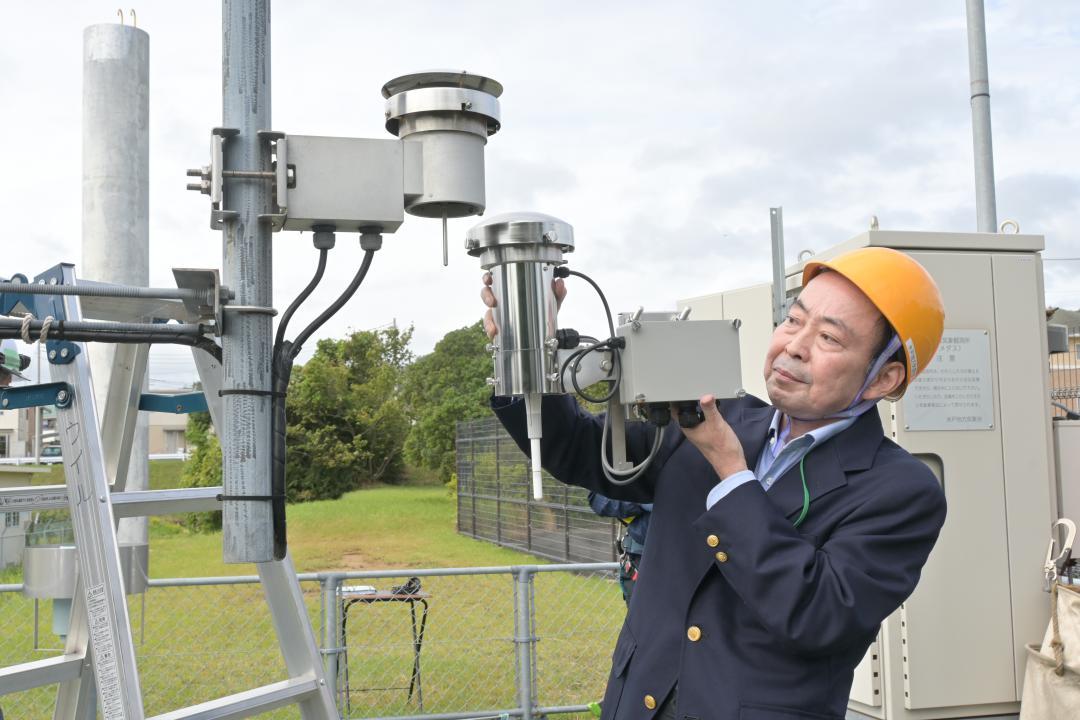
486,377,497,386
735,388,747,398
542,230,558,243
548,372,560,382
176,404,183,413
599,359,613,372
56,390,69,403
485,343,497,353
48,350,57,360
1,399,7,408
99,496,106,503
545,338,558,350
48,278,58,285
60,348,69,358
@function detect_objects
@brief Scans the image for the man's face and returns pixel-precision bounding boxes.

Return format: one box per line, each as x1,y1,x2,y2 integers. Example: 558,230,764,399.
763,271,885,419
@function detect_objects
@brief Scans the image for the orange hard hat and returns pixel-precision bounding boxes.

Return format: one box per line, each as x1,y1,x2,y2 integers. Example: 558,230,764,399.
802,247,944,396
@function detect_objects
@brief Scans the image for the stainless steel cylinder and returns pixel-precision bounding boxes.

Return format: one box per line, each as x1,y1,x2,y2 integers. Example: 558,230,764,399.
22,545,78,599
383,71,502,219
466,212,574,396
83,22,152,558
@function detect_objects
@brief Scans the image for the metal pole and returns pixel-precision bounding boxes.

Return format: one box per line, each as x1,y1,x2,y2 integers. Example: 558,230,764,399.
965,0,998,233
769,207,786,328
221,0,275,562
34,344,41,463
321,574,342,713
513,568,536,720
82,21,151,555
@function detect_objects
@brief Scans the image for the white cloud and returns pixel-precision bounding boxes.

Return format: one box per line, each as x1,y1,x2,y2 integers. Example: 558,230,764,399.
1,1,1078,384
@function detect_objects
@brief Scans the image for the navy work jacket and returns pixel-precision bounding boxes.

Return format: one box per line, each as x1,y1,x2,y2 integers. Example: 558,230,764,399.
493,393,946,720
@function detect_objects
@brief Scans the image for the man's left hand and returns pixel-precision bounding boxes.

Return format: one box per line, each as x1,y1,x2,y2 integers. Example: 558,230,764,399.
675,394,748,480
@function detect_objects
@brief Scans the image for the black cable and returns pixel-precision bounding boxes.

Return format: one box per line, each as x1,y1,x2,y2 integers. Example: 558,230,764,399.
557,268,615,339
561,338,623,404
289,250,375,359
275,248,329,350
270,248,376,560
0,324,222,361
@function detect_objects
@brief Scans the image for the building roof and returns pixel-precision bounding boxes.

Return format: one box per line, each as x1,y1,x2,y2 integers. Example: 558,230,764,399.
1048,308,1080,331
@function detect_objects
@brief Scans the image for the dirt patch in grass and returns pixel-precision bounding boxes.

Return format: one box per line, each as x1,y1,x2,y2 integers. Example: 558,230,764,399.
338,551,408,571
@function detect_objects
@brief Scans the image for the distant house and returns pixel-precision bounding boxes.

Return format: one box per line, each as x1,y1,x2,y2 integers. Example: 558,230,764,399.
0,466,49,568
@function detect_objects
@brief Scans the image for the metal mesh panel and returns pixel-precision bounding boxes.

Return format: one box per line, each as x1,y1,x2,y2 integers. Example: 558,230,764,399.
532,569,625,712
1050,326,1080,418
457,417,620,563
0,563,622,719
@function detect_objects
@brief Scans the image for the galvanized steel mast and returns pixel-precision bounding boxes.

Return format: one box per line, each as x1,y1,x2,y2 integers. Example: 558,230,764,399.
965,0,999,233
221,0,275,562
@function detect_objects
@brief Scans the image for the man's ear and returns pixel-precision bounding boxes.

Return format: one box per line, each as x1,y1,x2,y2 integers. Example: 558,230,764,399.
863,361,906,402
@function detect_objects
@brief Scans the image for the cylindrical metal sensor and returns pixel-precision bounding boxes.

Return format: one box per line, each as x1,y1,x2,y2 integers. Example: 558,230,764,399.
467,212,575,396
383,70,502,219
467,212,574,499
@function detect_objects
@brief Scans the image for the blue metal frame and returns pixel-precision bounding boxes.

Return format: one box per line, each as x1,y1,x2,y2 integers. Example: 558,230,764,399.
0,264,81,365
139,392,209,414
0,382,74,409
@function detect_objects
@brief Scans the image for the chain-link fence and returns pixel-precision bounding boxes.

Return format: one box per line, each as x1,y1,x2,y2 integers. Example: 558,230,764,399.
1050,325,1080,418
0,563,623,719
456,417,619,564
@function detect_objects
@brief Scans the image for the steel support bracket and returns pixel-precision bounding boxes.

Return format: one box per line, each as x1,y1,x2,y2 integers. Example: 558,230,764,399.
259,129,288,231
172,268,223,333
45,340,80,365
210,127,240,229
0,382,74,410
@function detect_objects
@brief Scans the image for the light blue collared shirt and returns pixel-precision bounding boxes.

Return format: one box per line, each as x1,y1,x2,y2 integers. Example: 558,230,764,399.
705,411,858,510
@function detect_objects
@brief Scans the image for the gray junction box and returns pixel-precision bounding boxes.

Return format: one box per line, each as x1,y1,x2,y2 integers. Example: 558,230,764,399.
680,230,1056,720
616,318,743,405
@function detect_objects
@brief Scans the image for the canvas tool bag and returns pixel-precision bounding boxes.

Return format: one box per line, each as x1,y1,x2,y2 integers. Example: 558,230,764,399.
1020,581,1080,718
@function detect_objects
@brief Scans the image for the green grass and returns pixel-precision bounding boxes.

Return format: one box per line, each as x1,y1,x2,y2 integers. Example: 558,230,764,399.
0,466,624,718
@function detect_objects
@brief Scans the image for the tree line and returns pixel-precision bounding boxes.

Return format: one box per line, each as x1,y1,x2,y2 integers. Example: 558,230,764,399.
180,321,492,531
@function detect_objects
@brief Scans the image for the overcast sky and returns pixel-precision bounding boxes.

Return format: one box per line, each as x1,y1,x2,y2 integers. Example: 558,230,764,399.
2,1,1078,388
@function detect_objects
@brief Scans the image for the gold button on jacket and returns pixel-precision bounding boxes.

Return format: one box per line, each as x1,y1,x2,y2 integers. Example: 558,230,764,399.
706,534,720,547
644,694,657,710
687,625,702,642
715,551,729,563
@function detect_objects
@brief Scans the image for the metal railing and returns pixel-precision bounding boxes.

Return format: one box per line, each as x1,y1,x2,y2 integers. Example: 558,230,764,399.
1050,327,1080,418
0,562,623,719
456,417,619,564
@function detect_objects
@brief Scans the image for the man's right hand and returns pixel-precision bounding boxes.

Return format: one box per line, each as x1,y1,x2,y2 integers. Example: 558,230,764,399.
481,272,566,340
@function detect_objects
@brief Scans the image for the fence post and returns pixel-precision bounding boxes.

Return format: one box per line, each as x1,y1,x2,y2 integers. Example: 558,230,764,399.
321,574,343,714
494,479,500,544
513,566,538,719
564,484,571,561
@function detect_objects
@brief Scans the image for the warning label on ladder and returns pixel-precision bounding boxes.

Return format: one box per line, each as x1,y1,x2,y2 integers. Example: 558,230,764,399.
87,583,127,720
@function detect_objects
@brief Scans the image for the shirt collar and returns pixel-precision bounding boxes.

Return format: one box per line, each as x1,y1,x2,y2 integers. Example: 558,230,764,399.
766,410,858,454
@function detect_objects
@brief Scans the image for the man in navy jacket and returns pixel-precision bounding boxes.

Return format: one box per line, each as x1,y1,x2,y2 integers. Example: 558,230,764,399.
484,247,948,720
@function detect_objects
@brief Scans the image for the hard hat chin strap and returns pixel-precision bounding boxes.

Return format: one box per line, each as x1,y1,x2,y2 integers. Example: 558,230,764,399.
790,334,903,422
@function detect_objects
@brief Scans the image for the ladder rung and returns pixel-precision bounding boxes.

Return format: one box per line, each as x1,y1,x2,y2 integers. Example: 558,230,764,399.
0,485,222,515
112,487,222,517
147,676,321,720
0,653,84,693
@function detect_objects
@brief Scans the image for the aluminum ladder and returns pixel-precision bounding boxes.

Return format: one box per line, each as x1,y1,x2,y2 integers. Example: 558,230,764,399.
0,264,338,719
